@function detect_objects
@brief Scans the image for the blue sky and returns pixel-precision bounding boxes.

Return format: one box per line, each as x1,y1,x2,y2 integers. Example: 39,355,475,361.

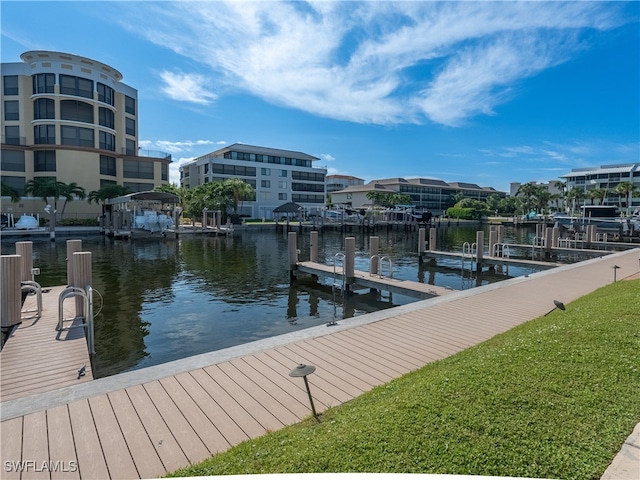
2,1,639,192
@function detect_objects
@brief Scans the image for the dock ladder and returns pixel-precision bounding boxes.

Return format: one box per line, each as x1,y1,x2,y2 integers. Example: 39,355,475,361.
369,254,393,279
57,285,95,355
332,253,346,292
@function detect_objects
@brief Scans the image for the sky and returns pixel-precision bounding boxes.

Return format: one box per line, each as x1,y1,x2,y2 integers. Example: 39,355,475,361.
2,1,639,193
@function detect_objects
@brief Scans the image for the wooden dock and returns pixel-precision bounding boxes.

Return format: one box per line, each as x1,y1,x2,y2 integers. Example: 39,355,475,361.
0,248,638,479
0,285,93,402
422,249,563,270
296,261,456,299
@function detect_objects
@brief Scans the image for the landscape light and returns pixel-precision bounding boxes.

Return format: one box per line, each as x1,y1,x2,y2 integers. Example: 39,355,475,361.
544,299,566,316
289,363,319,420
611,265,620,282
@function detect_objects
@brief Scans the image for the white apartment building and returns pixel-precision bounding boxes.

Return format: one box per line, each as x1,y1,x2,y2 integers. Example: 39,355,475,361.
1,51,171,219
180,144,327,219
560,163,640,209
326,174,364,193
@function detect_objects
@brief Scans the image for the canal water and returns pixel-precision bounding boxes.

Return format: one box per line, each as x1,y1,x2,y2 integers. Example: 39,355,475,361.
7,225,541,377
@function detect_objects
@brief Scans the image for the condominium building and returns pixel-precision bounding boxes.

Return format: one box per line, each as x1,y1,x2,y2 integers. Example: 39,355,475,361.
180,143,327,219
326,174,364,193
331,177,505,214
560,163,640,208
1,51,171,219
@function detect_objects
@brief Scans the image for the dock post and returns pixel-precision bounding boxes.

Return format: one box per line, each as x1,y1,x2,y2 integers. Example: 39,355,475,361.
344,236,355,294
105,210,112,236
429,227,437,252
310,230,318,262
552,226,560,248
72,252,92,318
15,241,33,282
544,227,553,260
66,240,82,287
418,228,426,263
370,236,380,275
498,225,504,244
1,255,22,336
475,231,484,273
288,232,298,283
488,229,497,258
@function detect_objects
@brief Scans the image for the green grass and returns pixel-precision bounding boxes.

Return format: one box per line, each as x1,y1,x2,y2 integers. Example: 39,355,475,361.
169,280,640,479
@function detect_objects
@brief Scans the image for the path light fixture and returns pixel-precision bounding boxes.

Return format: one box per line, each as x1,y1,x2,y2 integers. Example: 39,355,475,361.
611,265,620,282
544,299,566,316
289,363,319,421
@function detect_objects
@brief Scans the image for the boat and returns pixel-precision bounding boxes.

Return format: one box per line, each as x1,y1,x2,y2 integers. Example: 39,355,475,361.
14,215,40,230
552,206,640,238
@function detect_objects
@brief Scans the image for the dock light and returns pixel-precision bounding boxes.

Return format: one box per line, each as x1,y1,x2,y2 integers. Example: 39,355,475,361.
289,363,319,421
544,299,566,316
611,265,620,282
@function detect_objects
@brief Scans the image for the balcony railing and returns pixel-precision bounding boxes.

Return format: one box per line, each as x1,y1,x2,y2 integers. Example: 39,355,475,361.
1,136,27,146
121,148,172,161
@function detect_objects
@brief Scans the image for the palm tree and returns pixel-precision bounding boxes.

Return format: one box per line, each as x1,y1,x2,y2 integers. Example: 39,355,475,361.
565,187,586,215
614,181,639,213
58,182,86,220
586,188,605,205
1,182,21,202
87,184,131,204
223,178,254,216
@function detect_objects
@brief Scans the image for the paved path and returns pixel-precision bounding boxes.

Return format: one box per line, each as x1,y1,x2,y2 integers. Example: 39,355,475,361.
1,248,638,479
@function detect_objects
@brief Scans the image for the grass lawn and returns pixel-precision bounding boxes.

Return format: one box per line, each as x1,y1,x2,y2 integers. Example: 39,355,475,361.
169,279,640,479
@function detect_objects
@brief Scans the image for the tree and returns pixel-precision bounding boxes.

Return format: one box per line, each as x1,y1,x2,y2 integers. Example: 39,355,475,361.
565,187,586,214
1,182,20,202
58,182,86,219
614,181,639,213
586,188,607,206
222,178,254,215
366,191,411,208
87,184,132,204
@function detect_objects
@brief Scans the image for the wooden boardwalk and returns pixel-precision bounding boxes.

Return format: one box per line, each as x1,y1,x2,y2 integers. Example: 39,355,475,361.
0,248,638,479
0,285,93,402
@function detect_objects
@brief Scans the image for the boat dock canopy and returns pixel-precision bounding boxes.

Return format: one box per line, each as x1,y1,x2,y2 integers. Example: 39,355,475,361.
106,191,180,205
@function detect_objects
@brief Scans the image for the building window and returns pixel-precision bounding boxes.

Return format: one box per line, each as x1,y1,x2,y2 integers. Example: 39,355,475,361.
279,193,287,201
59,74,93,99
34,125,55,144
161,163,168,181
60,100,94,124
260,192,271,201
98,107,114,129
125,117,135,136
100,179,116,188
292,171,325,182
4,100,19,121
280,170,287,177
124,182,153,192
1,150,25,171
125,95,136,115
0,175,25,195
123,159,154,179
97,82,114,106
278,181,287,189
261,168,271,176
34,150,56,171
34,98,55,119
3,75,19,95
61,125,94,147
346,193,353,199
99,131,115,151
212,164,256,176
261,180,271,188
100,155,116,176
4,126,20,145
125,139,136,155
32,73,55,94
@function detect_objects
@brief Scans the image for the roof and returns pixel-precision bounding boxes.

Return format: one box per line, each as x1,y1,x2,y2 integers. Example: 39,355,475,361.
333,183,396,194
560,163,639,178
273,202,303,213
106,191,180,205
214,143,320,162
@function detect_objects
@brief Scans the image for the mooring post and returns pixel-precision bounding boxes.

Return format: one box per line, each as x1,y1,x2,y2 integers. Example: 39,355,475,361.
66,240,82,287
418,228,426,263
429,227,437,252
475,230,484,273
288,231,298,283
552,226,560,248
545,227,553,260
488,229,497,258
1,255,22,336
369,236,380,275
344,236,355,294
15,241,33,282
497,225,504,244
310,230,318,262
72,252,92,318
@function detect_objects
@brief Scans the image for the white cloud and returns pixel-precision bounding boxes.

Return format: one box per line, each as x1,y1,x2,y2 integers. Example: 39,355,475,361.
319,154,335,162
159,70,218,105
169,156,194,185
120,1,626,126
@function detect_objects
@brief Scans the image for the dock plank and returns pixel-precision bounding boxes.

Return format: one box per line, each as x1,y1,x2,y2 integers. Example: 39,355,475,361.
21,410,50,480
0,417,22,480
67,399,110,480
47,404,79,480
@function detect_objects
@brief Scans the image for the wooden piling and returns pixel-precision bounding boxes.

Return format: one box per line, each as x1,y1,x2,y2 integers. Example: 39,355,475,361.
288,232,298,283
66,240,82,286
369,236,380,275
545,227,553,259
418,228,426,263
72,252,92,318
429,227,437,252
344,236,355,293
15,241,33,282
1,255,22,329
310,231,318,262
475,231,484,273
488,229,497,258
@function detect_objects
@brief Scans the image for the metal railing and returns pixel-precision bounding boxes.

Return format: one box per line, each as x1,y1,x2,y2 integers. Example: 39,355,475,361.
332,253,346,291
57,285,95,355
369,254,393,279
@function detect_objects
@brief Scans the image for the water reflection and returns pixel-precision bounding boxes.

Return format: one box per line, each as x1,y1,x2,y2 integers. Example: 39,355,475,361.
4,225,540,377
